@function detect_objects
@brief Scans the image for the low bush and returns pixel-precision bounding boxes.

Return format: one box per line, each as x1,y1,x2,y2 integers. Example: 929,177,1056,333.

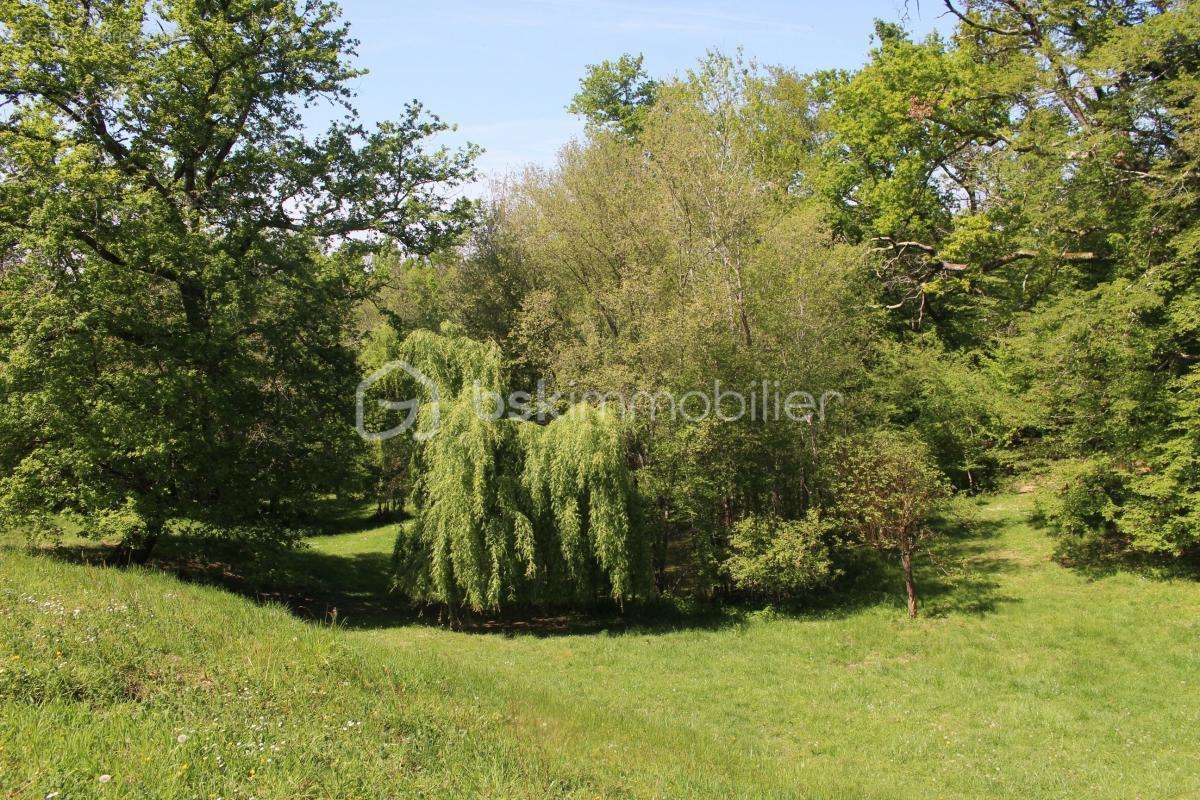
722,511,837,600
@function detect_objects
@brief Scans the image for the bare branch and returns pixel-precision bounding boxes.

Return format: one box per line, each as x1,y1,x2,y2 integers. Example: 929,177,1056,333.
941,1,1023,36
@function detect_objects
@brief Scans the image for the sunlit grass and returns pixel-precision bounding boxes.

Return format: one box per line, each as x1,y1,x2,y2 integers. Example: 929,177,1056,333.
3,492,1199,798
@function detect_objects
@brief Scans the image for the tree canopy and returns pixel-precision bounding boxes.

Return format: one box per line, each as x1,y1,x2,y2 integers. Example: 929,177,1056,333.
0,0,477,558
2,0,1196,615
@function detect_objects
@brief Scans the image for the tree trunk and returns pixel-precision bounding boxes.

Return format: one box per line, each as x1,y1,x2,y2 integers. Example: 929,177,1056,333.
901,550,918,619
125,520,163,565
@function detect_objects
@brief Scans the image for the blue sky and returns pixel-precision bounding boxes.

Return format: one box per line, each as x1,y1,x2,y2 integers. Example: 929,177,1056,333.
321,1,951,185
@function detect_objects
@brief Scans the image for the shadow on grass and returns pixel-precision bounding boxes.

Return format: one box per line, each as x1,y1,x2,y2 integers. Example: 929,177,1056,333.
920,510,1022,617
783,510,1020,622
30,535,753,635
25,502,1023,635
28,533,426,629
1025,498,1200,582
1052,544,1200,583
304,508,405,538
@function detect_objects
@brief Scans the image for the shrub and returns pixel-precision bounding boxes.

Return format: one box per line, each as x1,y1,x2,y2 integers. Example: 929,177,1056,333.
722,511,836,600
1042,452,1199,566
1038,459,1127,563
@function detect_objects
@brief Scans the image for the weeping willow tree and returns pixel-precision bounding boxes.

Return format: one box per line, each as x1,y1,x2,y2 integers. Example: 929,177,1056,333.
398,390,538,610
372,326,648,612
360,324,504,515
521,404,648,603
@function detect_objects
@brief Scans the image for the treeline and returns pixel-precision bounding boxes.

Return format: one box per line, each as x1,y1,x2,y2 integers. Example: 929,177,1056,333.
1,1,1196,618
368,0,1200,606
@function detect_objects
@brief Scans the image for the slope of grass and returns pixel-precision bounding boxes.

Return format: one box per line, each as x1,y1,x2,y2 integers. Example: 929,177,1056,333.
3,492,1199,798
0,551,596,798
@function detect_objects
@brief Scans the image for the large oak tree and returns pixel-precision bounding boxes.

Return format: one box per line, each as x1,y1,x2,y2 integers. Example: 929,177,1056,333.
0,0,477,559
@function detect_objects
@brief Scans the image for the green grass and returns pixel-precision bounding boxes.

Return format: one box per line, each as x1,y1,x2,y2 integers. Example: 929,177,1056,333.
3,492,1199,798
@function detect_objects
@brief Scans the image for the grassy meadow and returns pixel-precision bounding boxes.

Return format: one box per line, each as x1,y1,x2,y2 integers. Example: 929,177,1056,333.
3,490,1199,799
4,3,1198,799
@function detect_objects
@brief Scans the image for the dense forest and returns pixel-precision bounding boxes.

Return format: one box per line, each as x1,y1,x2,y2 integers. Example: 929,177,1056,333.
1,0,1197,620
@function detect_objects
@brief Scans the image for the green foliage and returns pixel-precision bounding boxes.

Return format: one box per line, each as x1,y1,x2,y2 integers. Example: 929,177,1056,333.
722,511,836,599
467,56,882,596
0,0,477,557
996,281,1171,458
522,404,648,602
819,4,1174,337
996,276,1199,558
826,431,951,552
396,325,506,401
1122,369,1200,556
568,53,659,138
360,322,506,515
402,392,536,611
801,1,1200,564
870,338,1004,489
826,430,951,616
1039,390,1200,562
1036,458,1129,562
383,328,648,612
5,0,1196,604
